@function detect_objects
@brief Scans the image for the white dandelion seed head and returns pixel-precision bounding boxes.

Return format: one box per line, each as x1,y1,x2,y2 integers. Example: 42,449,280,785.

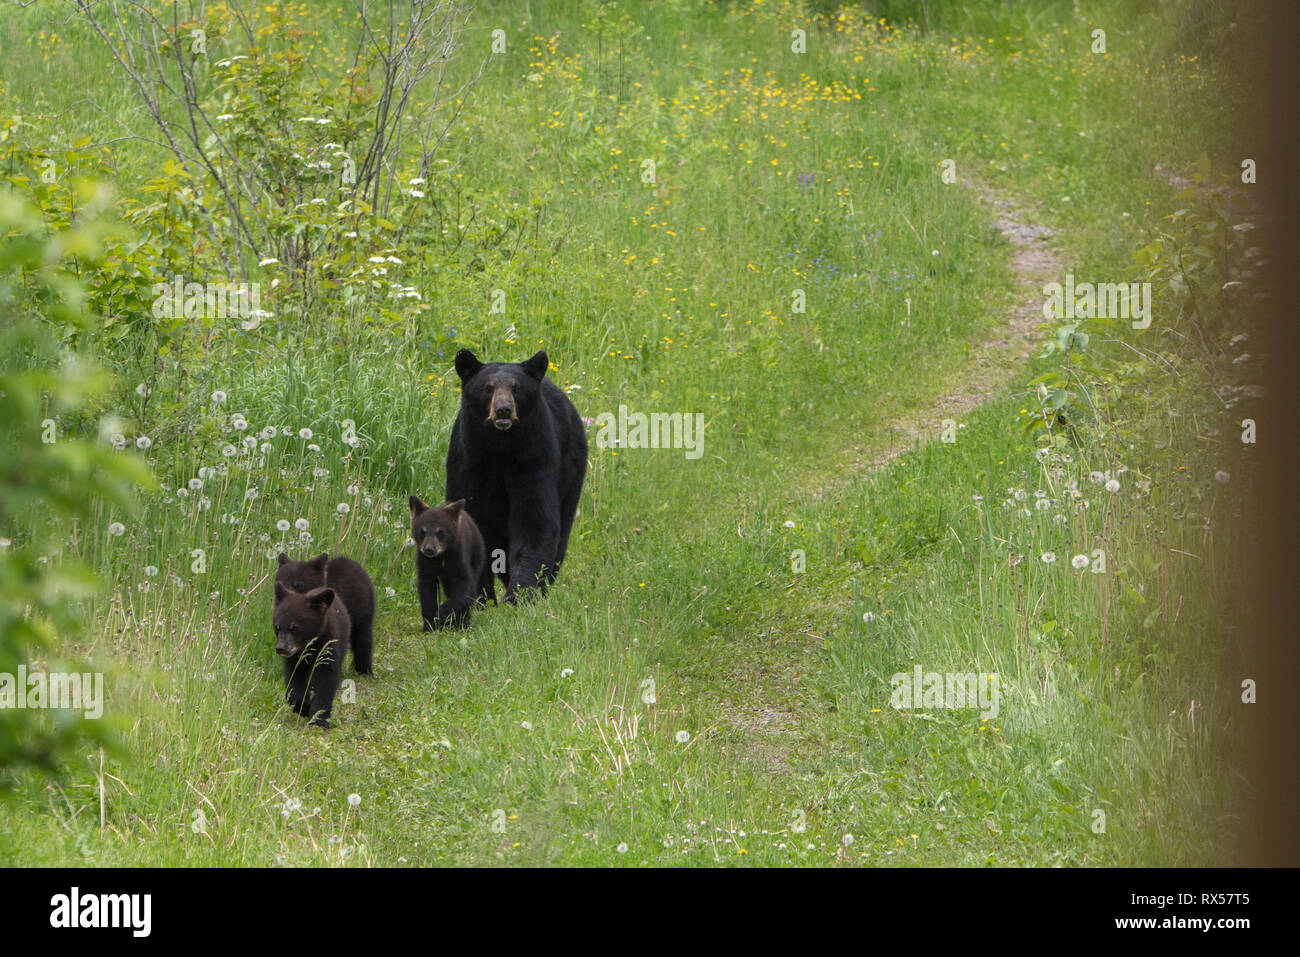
1071,554,1089,570
260,426,277,440
135,383,150,398
616,843,628,854
189,478,203,491
294,518,309,531
298,428,313,440
521,721,533,731
108,522,126,537
337,503,350,514
862,611,875,623
276,520,291,532
245,487,259,501
144,565,159,577
1105,479,1120,492
348,793,361,808
232,415,248,431
1215,470,1231,484
135,436,152,450
675,730,690,744
1041,552,1057,564
212,390,227,404
222,445,237,457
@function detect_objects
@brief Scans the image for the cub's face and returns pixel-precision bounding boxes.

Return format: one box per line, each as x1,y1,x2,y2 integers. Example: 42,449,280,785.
455,349,548,433
276,552,328,593
272,583,335,658
410,496,466,558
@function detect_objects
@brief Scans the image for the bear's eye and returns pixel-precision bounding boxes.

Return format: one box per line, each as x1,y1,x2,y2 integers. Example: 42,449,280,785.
435,530,445,540
414,528,423,539
289,623,299,632
293,581,304,590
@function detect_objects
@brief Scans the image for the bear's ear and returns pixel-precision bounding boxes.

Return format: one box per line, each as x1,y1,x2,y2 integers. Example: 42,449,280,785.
521,350,548,381
274,581,289,602
277,552,290,566
310,587,336,611
311,553,328,570
409,494,428,515
445,498,466,514
454,349,483,381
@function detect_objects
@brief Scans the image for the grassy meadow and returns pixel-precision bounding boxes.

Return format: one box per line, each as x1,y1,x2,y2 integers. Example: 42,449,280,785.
0,0,1266,866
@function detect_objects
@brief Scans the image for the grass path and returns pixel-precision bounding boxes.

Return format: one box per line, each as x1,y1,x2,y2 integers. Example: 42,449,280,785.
721,177,1062,779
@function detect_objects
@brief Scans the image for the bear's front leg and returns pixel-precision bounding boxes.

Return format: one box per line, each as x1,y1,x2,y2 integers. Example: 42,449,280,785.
416,556,442,632
284,658,311,717
504,528,560,604
305,649,342,729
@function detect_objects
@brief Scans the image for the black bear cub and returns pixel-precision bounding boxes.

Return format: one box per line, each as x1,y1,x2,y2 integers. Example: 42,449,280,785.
409,495,486,630
276,552,375,674
272,583,351,728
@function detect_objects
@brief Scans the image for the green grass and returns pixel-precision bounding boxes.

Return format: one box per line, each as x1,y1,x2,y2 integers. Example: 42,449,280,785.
0,0,1261,865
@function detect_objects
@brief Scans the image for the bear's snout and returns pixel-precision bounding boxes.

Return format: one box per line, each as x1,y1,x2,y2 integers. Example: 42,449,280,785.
275,633,296,658
488,385,517,430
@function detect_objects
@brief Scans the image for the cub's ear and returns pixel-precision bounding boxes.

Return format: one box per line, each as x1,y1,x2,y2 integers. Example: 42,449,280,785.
310,587,336,611
274,581,289,602
445,498,466,514
454,348,483,381
409,494,429,515
521,350,548,381
277,552,290,566
311,553,328,570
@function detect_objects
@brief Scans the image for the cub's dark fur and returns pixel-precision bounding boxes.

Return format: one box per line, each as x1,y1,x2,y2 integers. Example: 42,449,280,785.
276,552,375,674
272,583,351,728
409,495,487,629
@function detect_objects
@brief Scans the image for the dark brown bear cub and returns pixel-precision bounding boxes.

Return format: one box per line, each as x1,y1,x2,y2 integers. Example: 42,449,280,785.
272,584,351,728
409,496,486,630
276,552,375,674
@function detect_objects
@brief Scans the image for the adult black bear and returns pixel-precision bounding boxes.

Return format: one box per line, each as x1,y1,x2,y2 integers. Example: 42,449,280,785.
409,496,487,629
272,584,351,728
446,349,587,604
276,552,375,674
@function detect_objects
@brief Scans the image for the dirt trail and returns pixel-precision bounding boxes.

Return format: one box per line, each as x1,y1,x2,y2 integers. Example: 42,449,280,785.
721,182,1063,769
